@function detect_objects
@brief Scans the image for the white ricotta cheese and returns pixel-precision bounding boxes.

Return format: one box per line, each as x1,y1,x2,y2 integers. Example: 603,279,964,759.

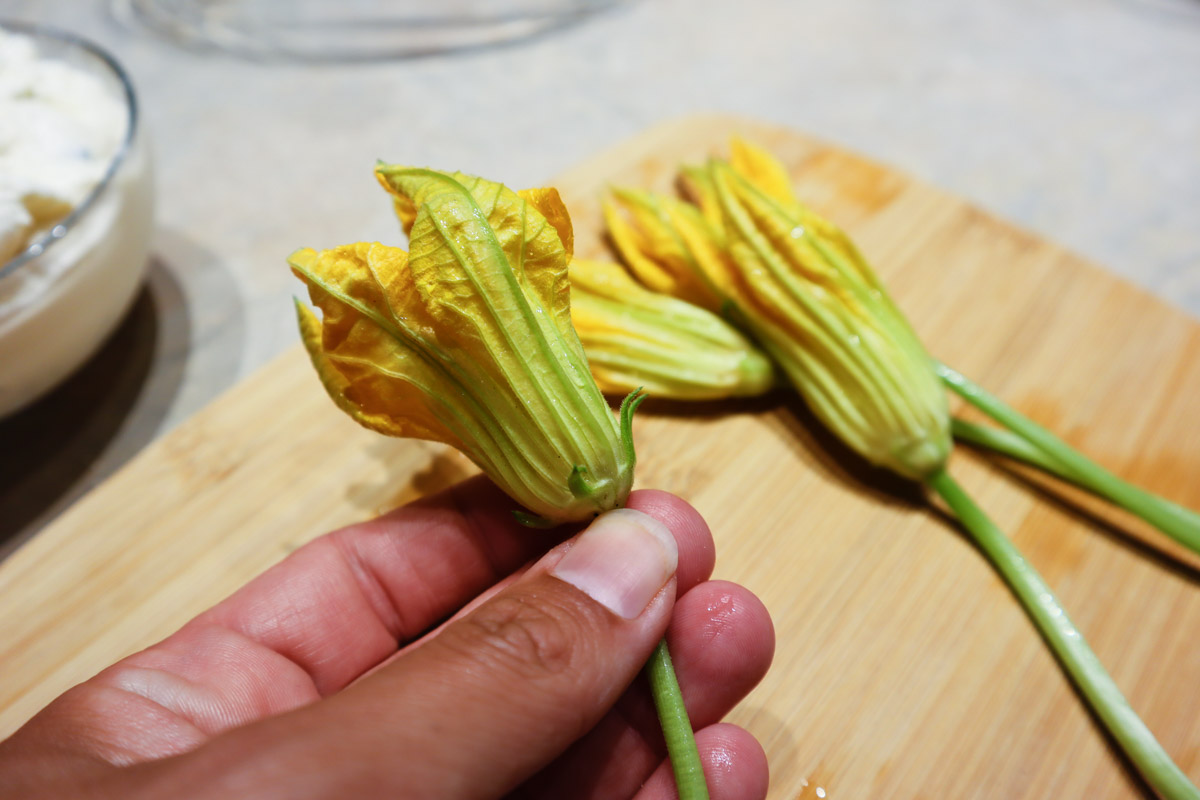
0,27,154,417
0,28,125,264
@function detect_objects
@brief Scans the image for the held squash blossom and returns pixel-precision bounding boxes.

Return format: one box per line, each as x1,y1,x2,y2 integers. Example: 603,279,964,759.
292,165,710,800
290,167,640,524
569,258,774,400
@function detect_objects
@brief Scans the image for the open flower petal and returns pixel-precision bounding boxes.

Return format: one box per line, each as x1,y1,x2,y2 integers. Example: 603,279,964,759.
292,246,465,446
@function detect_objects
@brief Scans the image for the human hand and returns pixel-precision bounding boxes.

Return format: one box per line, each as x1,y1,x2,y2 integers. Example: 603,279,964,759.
0,477,774,799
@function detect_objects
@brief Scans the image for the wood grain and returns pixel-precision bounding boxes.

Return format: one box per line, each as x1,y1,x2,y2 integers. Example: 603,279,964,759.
3,115,1199,798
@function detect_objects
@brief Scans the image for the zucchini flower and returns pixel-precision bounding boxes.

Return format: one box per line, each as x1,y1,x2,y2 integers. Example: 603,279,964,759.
607,141,1200,800
290,167,641,524
711,141,1199,800
608,140,950,480
569,258,774,400
708,142,951,480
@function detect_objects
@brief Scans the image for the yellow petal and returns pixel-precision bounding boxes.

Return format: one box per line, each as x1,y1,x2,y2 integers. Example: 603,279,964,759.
519,187,574,260
602,194,679,295
604,188,723,311
725,140,873,287
290,246,465,447
729,137,800,212
657,197,737,307
392,195,418,236
567,256,646,298
678,164,724,230
570,259,774,400
376,167,584,365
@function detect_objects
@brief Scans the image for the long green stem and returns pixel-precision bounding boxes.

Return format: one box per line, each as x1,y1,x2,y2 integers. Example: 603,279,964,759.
646,639,709,800
938,363,1200,555
951,418,1087,481
927,468,1199,800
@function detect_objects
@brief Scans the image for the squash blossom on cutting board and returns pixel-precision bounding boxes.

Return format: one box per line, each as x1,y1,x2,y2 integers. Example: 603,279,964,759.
606,139,952,481
606,140,1200,800
289,167,642,524
569,258,774,400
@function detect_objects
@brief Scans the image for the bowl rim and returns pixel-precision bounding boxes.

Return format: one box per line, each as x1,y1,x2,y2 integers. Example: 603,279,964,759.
0,19,140,281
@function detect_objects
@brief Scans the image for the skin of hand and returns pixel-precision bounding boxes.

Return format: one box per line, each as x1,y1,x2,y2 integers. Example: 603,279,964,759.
0,476,774,800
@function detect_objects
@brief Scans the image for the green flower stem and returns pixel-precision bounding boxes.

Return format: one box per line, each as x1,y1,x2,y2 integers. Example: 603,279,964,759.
938,363,1200,555
619,391,705,798
646,639,709,800
927,468,1199,800
951,418,1086,481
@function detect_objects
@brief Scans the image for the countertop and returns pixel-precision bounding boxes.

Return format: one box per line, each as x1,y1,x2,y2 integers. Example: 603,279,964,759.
2,0,1199,548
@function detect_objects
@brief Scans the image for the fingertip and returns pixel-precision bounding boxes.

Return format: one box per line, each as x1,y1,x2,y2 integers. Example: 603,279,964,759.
699,723,770,800
613,581,774,747
669,580,775,696
551,508,679,621
626,490,715,590
635,722,769,800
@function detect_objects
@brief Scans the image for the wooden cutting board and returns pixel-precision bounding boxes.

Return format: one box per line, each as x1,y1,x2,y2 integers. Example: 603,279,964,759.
3,115,1199,798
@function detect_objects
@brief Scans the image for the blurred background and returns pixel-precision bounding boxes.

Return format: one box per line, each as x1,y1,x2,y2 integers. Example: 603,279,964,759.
2,0,1198,549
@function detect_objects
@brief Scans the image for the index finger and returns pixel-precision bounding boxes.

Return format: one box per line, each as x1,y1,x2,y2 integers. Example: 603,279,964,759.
14,477,715,768
187,474,564,694
9,476,561,766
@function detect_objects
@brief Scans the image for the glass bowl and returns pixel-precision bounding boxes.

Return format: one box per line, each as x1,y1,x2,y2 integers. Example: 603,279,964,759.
121,0,623,61
0,21,154,417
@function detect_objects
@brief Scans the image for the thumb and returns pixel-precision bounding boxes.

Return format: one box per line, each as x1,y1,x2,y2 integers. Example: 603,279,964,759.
162,507,681,800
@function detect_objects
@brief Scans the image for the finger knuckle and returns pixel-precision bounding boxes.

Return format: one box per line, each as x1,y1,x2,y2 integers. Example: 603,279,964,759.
458,594,585,681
